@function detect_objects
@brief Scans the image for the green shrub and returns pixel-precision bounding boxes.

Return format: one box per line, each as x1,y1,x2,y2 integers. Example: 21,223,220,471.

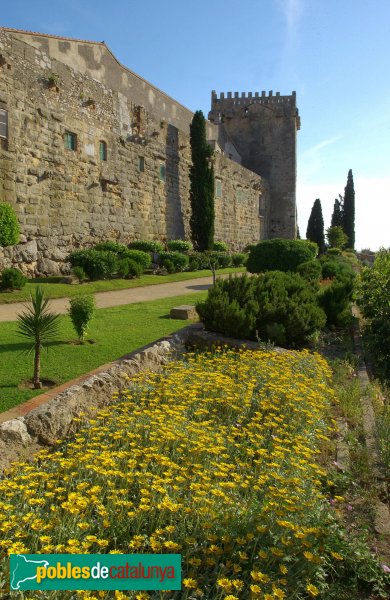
68,249,118,280
197,272,326,347
121,249,151,270
68,295,95,342
128,240,164,253
163,259,176,274
118,258,142,279
188,252,211,270
320,258,352,280
231,253,248,267
247,239,318,273
327,247,342,257
357,249,390,382
94,241,128,254
1,268,27,290
0,203,20,247
72,266,86,282
297,260,322,282
213,241,229,252
319,272,355,326
158,251,189,272
167,239,193,253
211,251,232,268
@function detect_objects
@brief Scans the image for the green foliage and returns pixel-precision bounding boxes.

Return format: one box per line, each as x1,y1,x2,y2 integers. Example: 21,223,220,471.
72,266,86,282
296,260,322,283
327,247,342,257
16,287,61,388
331,195,344,227
158,251,189,272
68,249,119,280
343,169,355,249
166,239,193,253
197,272,326,347
0,203,20,247
209,251,232,268
121,249,150,270
117,258,142,279
326,226,348,249
306,198,325,253
162,259,176,274
247,239,318,274
128,240,164,253
94,241,128,254
319,272,355,326
231,253,248,267
68,295,95,342
189,110,215,251
188,252,211,271
320,255,354,280
1,268,27,290
213,240,229,252
357,248,390,381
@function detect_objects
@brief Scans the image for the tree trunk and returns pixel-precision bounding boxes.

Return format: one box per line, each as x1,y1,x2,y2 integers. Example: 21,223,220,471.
33,342,42,389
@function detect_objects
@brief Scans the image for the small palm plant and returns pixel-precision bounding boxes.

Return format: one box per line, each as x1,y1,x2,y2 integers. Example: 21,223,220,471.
16,286,61,389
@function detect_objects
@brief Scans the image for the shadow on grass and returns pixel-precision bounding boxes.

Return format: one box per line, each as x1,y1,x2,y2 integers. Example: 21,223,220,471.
0,339,68,353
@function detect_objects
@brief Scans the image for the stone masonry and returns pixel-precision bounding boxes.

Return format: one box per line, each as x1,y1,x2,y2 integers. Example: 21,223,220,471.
0,28,298,275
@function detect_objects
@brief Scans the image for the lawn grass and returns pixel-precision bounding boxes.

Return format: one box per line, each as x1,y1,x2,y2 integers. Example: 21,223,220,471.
0,267,244,304
0,291,207,412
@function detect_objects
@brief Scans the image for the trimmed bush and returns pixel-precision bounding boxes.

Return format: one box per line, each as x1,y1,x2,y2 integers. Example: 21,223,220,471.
158,251,189,272
167,239,193,253
211,251,232,268
327,247,342,257
0,203,20,247
318,272,355,326
213,241,229,252
163,259,176,274
118,258,142,279
121,249,151,270
297,260,322,282
94,241,128,254
247,239,318,274
188,252,211,271
1,268,27,290
68,249,118,280
128,240,164,253
72,266,86,282
197,272,326,347
68,295,95,342
231,253,248,267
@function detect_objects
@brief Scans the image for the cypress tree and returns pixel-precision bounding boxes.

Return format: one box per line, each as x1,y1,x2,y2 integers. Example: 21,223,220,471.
189,110,215,251
331,195,344,228
343,169,355,249
306,198,325,253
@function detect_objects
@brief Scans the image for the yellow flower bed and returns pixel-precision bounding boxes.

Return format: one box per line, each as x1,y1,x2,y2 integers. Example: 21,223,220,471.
0,349,342,598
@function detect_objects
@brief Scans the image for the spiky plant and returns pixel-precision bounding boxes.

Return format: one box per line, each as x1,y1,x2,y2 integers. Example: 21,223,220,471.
16,286,61,389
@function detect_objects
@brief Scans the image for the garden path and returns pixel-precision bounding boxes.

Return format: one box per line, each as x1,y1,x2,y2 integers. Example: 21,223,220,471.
0,276,214,322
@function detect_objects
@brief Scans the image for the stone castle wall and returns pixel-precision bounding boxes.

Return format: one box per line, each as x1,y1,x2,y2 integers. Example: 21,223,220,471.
209,90,300,239
0,29,268,275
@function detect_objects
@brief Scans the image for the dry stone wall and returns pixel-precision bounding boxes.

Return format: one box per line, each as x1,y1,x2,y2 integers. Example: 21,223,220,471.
0,29,268,275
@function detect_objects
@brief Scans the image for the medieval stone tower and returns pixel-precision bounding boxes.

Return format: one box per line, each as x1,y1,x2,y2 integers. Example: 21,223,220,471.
209,90,300,239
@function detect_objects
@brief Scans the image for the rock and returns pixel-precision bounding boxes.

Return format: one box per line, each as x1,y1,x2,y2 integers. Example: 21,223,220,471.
0,419,32,446
170,305,198,320
19,234,28,243
37,258,61,275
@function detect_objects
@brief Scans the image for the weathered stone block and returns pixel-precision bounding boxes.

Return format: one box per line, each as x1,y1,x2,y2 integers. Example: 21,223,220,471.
170,305,198,320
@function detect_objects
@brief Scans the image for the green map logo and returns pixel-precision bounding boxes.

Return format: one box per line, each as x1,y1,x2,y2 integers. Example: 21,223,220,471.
11,555,50,590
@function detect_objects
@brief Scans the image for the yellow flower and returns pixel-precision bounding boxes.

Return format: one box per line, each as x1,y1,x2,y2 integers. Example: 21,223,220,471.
306,583,320,597
183,578,197,589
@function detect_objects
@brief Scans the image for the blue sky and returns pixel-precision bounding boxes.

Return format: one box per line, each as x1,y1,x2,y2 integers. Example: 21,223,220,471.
3,0,390,249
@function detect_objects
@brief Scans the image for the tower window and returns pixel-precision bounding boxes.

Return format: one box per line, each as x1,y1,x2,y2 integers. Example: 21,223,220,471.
99,140,107,161
159,163,166,182
0,109,8,139
64,131,77,151
215,180,222,198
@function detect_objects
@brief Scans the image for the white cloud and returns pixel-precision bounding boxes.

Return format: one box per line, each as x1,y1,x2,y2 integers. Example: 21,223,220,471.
297,176,390,251
276,0,303,30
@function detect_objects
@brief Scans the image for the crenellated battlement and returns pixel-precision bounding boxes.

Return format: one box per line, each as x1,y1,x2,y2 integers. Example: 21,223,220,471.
211,90,296,107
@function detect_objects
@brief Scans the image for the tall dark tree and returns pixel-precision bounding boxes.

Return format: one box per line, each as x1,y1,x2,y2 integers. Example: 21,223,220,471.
189,110,215,251
306,198,325,253
331,195,344,227
343,169,355,249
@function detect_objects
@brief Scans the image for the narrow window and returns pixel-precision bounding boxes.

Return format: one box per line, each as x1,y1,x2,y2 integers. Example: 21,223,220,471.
99,140,107,161
215,180,222,198
159,163,166,182
0,109,8,139
64,131,77,151
259,194,266,217
138,156,145,172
